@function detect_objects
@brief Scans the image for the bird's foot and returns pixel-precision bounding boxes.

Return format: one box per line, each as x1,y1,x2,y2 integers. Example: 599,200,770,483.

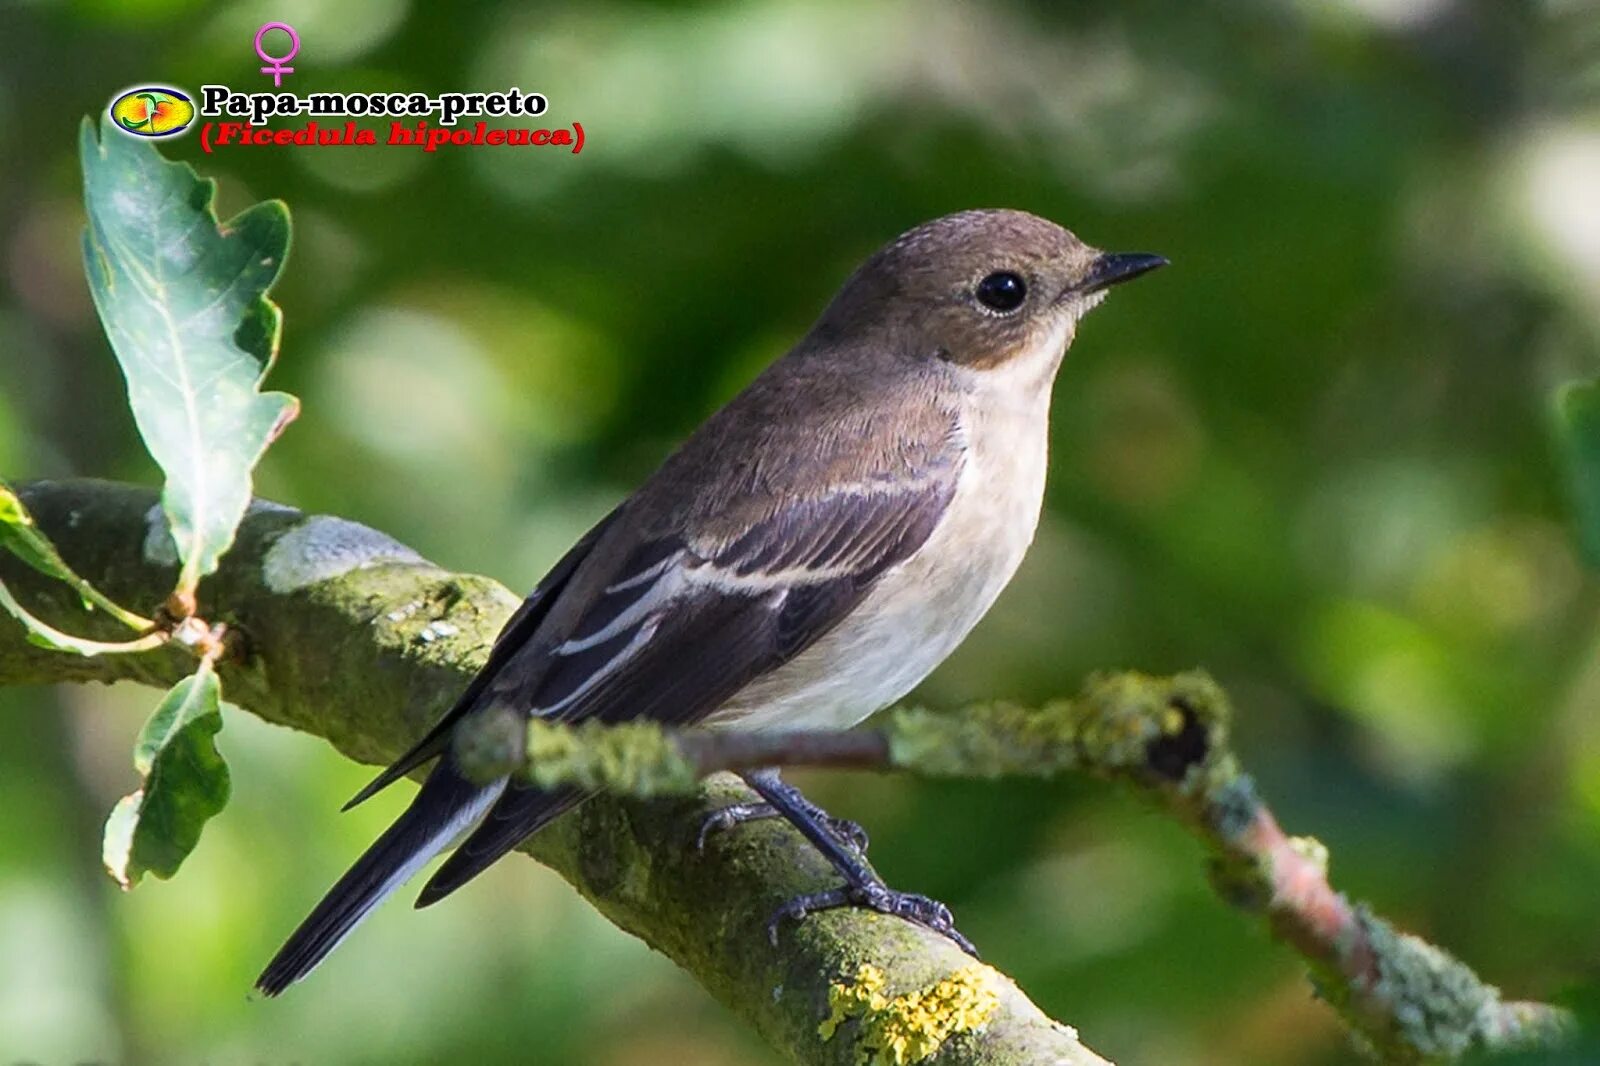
697,802,869,853
714,769,959,951
766,882,977,957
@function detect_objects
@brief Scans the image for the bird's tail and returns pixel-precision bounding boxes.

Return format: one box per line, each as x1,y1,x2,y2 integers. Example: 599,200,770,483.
255,759,506,997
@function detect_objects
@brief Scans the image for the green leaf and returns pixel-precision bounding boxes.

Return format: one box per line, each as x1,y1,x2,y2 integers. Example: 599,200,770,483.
102,659,231,888
1557,379,1600,568
0,479,152,628
79,115,298,597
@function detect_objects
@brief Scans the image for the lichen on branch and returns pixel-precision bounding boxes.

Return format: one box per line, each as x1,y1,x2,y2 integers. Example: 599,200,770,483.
453,671,1572,1064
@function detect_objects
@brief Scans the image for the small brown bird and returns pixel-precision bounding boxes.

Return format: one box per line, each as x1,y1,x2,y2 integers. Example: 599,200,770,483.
257,208,1165,994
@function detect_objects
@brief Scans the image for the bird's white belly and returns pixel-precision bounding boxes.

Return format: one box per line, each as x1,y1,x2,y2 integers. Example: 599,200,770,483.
711,391,1051,733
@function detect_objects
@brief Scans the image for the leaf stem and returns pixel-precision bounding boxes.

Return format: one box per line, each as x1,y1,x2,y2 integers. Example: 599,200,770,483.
79,581,155,631
0,579,171,657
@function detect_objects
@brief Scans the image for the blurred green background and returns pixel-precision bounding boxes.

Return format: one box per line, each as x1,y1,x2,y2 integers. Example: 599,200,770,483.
3,0,1599,1063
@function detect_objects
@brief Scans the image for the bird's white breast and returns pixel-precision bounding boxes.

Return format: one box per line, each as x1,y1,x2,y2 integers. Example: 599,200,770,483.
711,343,1060,733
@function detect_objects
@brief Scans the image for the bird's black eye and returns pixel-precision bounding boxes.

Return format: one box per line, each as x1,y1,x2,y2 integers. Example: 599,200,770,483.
975,271,1027,313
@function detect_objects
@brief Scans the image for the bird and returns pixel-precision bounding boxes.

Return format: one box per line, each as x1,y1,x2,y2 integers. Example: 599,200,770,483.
255,208,1165,995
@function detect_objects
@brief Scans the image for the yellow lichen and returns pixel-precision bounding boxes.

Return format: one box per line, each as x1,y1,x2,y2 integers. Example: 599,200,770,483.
1159,703,1187,737
818,962,1003,1065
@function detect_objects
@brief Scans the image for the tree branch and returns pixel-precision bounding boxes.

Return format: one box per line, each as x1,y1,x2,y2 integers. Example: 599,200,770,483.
0,479,1108,1066
456,679,1573,1063
1,480,1572,1064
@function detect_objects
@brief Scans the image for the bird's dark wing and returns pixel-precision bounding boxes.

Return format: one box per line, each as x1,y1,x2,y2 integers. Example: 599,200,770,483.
416,458,962,903
340,508,619,811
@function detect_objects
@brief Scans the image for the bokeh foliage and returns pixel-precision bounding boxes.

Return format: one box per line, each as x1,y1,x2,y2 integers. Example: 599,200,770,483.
1,1,1598,1063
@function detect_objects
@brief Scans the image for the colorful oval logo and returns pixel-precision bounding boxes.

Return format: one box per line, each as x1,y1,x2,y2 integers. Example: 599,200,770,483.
109,88,195,138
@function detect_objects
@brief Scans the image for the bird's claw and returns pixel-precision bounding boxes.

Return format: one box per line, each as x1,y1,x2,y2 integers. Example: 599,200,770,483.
766,884,977,957
766,887,849,945
696,802,775,851
829,816,870,854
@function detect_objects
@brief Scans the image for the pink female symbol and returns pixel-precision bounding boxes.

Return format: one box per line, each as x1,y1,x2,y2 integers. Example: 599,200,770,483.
255,22,300,86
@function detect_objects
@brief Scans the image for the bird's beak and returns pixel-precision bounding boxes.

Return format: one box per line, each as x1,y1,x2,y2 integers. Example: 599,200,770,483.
1074,252,1169,295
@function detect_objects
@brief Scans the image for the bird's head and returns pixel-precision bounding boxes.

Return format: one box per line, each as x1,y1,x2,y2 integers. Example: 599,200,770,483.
813,208,1165,372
